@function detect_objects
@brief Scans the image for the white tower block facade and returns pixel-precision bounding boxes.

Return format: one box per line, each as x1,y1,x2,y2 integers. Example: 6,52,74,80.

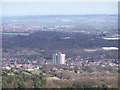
52,52,66,64
59,53,66,64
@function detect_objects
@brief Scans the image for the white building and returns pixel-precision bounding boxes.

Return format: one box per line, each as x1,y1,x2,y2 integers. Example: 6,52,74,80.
52,52,66,64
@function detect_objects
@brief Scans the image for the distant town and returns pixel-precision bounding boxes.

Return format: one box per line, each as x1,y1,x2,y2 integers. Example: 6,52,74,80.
2,51,119,70
2,15,119,88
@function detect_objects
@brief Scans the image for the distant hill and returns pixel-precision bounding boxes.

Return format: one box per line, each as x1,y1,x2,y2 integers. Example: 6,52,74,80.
3,31,118,50
2,31,118,59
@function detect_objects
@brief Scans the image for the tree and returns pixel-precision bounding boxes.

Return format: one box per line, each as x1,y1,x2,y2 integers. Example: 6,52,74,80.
13,76,25,88
32,73,46,88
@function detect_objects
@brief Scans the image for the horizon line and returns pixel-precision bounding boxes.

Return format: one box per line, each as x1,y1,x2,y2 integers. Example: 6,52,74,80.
2,14,118,17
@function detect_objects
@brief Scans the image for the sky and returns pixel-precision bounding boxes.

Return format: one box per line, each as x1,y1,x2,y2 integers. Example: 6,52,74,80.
2,2,118,16
1,0,119,2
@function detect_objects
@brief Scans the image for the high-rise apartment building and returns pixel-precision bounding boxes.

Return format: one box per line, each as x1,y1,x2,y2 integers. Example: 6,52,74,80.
52,52,66,64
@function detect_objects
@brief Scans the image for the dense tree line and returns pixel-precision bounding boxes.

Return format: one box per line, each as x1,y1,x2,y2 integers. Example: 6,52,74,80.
2,70,46,88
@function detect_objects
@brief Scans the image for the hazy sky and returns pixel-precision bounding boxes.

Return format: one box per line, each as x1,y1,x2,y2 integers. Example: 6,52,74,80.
2,2,118,16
